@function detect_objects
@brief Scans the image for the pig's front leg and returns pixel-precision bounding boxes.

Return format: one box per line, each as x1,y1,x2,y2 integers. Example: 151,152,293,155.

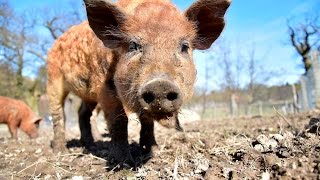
105,105,133,165
8,123,18,139
78,101,96,148
139,116,157,153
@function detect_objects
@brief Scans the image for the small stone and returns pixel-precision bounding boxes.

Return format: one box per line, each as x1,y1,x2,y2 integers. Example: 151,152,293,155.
256,134,268,145
266,139,278,150
291,162,297,169
44,175,52,180
223,168,233,179
254,144,264,152
35,149,42,154
261,171,270,180
72,176,83,180
282,131,294,139
276,146,290,158
194,159,209,174
198,162,209,171
269,134,284,142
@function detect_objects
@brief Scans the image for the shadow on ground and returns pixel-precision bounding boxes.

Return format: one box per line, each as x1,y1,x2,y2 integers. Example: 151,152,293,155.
66,138,152,170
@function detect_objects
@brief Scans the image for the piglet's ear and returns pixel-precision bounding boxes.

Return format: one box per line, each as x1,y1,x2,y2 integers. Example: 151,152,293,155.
185,0,231,50
84,0,127,49
33,117,42,124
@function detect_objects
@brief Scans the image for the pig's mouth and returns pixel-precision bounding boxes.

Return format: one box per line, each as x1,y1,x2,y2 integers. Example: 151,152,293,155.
139,110,178,128
29,132,39,139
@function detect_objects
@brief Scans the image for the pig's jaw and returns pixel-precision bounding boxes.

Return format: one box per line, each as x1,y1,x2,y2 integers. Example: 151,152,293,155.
156,113,177,128
122,99,177,128
139,109,178,128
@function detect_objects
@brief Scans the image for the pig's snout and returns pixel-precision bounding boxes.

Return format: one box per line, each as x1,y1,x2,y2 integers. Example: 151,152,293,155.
139,79,182,114
29,131,39,139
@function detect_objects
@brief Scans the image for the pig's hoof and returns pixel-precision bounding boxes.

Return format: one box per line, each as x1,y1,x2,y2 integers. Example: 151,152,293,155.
108,148,134,168
140,145,158,160
51,140,67,153
140,141,158,154
80,138,95,150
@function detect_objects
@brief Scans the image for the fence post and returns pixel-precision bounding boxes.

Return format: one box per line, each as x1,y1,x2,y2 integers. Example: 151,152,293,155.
290,103,294,114
247,105,252,117
291,84,299,113
282,101,288,115
213,103,216,119
312,52,320,109
230,94,238,118
258,101,263,116
300,76,309,110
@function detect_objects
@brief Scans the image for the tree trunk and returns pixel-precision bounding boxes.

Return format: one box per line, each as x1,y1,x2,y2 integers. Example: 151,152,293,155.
15,53,24,98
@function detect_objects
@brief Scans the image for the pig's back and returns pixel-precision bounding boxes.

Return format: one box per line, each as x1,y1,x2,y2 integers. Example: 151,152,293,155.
47,21,115,101
0,96,29,123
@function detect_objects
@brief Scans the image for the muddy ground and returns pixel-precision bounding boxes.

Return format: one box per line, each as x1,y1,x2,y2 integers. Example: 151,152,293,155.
0,110,319,179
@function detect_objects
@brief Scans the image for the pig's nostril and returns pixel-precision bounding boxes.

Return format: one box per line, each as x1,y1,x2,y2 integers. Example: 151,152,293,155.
167,92,178,101
142,92,155,104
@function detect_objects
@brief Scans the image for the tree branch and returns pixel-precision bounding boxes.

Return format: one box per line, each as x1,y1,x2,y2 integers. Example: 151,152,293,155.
27,49,46,61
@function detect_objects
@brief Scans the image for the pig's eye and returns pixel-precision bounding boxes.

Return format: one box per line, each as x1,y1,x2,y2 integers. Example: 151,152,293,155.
128,41,141,52
181,42,190,54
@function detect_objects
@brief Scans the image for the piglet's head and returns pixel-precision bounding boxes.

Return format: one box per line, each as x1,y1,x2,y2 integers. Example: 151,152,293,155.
20,116,42,138
85,0,230,124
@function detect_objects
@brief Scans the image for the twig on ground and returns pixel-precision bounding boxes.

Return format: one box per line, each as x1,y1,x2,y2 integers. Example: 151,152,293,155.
158,137,167,154
45,162,73,174
17,158,45,174
16,157,74,176
173,147,180,180
107,163,121,173
57,152,107,162
273,107,293,128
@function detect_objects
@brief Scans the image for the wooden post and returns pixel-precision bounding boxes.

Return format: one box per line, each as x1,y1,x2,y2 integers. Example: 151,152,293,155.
312,52,320,109
300,76,309,110
247,105,252,117
230,94,238,118
213,103,216,119
258,101,263,116
291,84,299,113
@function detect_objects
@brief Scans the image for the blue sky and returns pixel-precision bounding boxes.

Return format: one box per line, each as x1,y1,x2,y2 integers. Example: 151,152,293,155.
9,0,320,90
180,0,320,89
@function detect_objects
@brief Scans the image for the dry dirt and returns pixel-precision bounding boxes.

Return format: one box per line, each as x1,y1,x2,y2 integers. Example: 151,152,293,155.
0,110,319,179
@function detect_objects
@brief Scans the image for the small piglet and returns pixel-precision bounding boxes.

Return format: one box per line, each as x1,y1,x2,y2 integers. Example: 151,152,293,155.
47,0,230,164
0,96,42,138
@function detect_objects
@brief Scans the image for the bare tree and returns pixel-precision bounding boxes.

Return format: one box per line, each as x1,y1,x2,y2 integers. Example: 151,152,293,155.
287,15,320,73
200,53,213,118
247,51,270,101
0,0,84,100
29,3,83,62
247,46,258,104
0,1,37,98
215,40,242,117
27,2,84,95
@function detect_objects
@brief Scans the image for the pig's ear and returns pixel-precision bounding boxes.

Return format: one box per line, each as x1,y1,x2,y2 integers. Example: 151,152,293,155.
33,117,42,123
84,0,127,49
185,0,231,50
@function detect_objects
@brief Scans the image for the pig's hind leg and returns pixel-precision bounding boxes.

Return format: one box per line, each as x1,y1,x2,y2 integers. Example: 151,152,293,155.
47,78,69,153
